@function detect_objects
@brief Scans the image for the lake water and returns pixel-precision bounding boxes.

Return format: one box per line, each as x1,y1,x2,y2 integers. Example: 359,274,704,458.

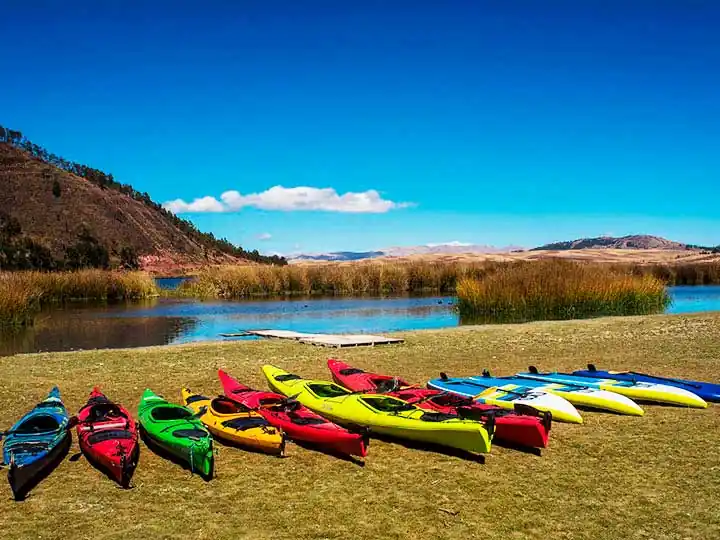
1,285,718,356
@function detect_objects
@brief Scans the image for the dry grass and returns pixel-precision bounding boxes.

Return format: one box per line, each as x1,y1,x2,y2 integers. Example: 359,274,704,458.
0,270,158,327
457,260,670,323
1,313,719,539
174,258,720,300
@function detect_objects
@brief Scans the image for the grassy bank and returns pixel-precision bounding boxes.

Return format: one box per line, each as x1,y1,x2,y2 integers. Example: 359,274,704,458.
0,314,718,539
457,260,671,323
171,259,720,300
0,270,158,327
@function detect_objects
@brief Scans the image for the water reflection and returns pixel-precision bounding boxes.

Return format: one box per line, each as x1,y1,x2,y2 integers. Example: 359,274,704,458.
0,286,718,356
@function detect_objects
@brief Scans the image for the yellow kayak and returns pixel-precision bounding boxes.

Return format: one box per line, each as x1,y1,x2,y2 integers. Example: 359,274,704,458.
262,365,494,456
181,388,286,456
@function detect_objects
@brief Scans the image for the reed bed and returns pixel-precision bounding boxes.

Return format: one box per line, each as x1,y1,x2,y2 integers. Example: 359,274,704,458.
0,270,158,327
174,261,492,298
456,259,671,323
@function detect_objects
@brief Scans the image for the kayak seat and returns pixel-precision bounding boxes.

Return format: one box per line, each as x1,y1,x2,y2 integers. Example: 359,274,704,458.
16,415,60,434
212,397,250,415
307,383,350,398
150,406,193,422
338,368,364,376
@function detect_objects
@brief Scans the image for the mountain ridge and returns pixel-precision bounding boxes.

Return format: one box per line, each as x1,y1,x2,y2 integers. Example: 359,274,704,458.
0,126,286,271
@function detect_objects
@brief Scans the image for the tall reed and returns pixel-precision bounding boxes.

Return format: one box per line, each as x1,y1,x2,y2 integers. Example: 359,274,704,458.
456,260,671,323
175,261,494,298
0,270,158,327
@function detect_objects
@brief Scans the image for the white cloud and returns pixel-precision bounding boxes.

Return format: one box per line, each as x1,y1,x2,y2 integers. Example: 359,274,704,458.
162,196,225,213
163,186,411,214
257,232,272,241
426,241,473,247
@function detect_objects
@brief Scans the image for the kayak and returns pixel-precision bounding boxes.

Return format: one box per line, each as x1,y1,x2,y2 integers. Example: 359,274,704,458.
516,367,708,409
573,364,720,403
427,373,584,424
328,358,551,449
181,388,286,456
470,370,644,416
218,370,368,458
137,389,214,478
76,388,139,488
263,365,494,456
1,387,72,500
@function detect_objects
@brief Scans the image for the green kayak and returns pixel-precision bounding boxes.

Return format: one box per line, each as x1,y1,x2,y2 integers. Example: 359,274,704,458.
137,389,214,479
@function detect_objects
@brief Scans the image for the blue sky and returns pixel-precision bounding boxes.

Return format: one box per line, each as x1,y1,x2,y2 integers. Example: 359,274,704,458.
2,1,719,254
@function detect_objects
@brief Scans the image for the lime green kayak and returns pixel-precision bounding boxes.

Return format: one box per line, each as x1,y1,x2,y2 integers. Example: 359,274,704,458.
137,389,214,478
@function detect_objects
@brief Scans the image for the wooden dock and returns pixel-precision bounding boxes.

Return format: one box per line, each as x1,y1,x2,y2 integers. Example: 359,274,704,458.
219,329,404,348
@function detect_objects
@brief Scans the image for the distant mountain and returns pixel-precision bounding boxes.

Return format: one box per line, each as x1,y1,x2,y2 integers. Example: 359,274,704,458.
289,243,523,262
531,235,693,251
290,251,386,262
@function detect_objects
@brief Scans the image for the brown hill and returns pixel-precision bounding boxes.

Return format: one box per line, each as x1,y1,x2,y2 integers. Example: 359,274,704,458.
532,235,692,251
0,136,284,272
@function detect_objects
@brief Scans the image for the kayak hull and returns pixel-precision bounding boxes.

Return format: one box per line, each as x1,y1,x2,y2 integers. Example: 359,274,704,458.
137,389,214,479
427,376,583,424
516,371,708,409
264,365,493,455
76,388,140,488
468,376,644,416
218,370,368,458
2,387,71,501
573,366,720,403
328,359,550,449
181,389,286,456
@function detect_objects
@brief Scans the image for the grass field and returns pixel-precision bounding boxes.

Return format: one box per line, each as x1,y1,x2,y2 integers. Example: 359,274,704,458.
1,313,719,539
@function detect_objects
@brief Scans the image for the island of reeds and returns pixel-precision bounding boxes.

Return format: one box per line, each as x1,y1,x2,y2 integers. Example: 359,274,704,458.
456,260,671,323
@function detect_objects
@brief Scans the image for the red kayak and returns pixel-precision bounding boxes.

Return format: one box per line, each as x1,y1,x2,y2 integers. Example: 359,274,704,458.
327,359,551,449
76,388,140,487
218,370,369,458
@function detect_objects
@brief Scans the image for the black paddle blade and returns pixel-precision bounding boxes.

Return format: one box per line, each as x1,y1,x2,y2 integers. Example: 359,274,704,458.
587,364,597,371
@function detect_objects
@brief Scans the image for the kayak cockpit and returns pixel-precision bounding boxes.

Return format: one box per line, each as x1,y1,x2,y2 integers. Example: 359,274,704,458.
150,406,193,422
14,415,60,434
306,383,351,398
360,396,416,414
212,397,251,415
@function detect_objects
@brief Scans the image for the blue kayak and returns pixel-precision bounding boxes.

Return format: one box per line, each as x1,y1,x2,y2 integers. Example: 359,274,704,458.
1,387,72,500
573,364,720,403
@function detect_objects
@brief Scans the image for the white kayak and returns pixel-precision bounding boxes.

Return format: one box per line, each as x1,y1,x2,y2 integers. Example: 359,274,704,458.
427,373,584,424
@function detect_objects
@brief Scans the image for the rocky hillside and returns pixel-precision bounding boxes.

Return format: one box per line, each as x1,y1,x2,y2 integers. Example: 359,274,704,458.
0,126,285,271
532,235,694,251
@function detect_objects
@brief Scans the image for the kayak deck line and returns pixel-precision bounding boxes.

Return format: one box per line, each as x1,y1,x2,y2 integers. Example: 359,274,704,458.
220,329,404,348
